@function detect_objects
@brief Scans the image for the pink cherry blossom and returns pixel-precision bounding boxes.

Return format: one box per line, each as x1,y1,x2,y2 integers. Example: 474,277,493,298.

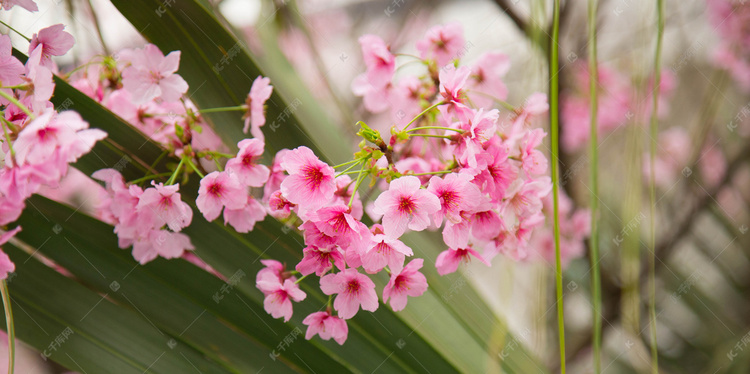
361,230,413,274
267,190,295,219
296,245,345,276
473,138,518,201
243,76,273,138
257,259,285,284
196,171,247,221
122,44,189,103
330,175,363,220
320,268,378,319
0,35,25,101
23,46,54,109
0,226,21,280
0,0,37,11
132,229,194,265
416,23,465,67
507,92,548,140
506,178,551,219
427,173,482,225
351,74,390,113
451,107,498,169
300,221,338,249
303,311,348,345
226,138,270,187
372,176,441,239
257,278,306,322
520,128,548,177
439,65,471,105
14,109,107,167
136,182,192,232
313,205,362,243
467,52,511,108
28,24,75,69
435,246,491,275
359,34,395,85
383,258,428,311
223,195,266,233
279,146,335,209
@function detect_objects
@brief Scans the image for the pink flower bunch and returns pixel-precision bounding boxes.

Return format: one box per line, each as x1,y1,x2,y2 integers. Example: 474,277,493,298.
238,24,588,345
528,191,591,267
707,0,750,92
561,62,677,152
0,24,105,278
93,169,194,264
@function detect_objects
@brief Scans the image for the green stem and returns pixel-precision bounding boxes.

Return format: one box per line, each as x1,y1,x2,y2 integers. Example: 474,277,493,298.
402,101,444,131
335,160,363,177
549,0,566,373
0,85,29,90
331,158,364,169
408,134,452,139
185,158,205,178
197,105,246,114
1,118,15,160
0,20,29,41
294,274,309,284
405,126,464,134
1,280,15,374
0,90,33,118
166,158,185,185
587,0,602,372
469,91,516,111
648,0,665,372
348,166,366,208
129,172,172,185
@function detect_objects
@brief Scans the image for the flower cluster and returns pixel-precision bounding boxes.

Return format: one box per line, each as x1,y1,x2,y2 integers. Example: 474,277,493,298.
561,62,676,152
707,0,750,92
48,20,587,346
0,2,107,279
237,23,584,345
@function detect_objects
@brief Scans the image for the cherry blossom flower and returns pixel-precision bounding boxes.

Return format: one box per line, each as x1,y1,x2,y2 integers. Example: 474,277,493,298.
427,173,482,225
257,278,306,322
359,34,395,85
435,246,490,275
14,109,107,167
451,107,498,169
256,259,285,284
196,171,247,221
226,138,270,187
351,74,390,113
520,128,548,177
136,182,193,232
416,23,465,67
320,268,378,319
0,35,25,101
267,190,295,219
372,176,441,239
303,311,348,345
0,0,37,12
0,226,21,279
28,24,75,69
383,258,428,311
296,245,345,276
361,227,413,274
23,46,54,109
243,76,273,138
280,146,335,209
439,65,471,105
313,205,363,243
122,44,189,103
132,229,194,265
467,52,511,108
223,196,266,233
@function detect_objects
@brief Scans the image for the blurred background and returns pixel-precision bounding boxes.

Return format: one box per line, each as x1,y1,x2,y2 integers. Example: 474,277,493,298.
2,0,749,372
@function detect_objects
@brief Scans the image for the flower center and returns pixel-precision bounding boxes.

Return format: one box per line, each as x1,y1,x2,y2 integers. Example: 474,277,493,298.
398,196,416,215
345,280,360,295
303,165,324,189
208,183,223,197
